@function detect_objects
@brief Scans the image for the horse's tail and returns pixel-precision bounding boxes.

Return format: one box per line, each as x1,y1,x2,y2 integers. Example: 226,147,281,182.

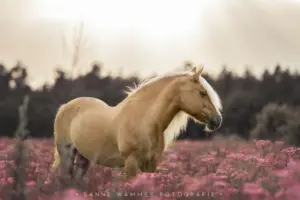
50,103,69,172
51,139,61,171
50,100,81,172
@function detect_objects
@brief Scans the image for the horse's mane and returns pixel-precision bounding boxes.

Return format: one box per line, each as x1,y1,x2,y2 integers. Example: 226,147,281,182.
124,70,222,111
123,69,222,150
124,71,192,97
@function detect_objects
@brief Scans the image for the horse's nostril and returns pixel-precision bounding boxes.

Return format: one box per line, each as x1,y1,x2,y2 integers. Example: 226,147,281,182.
212,117,217,125
209,114,222,129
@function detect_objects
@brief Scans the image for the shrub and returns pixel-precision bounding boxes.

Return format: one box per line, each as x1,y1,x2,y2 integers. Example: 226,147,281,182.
250,103,300,146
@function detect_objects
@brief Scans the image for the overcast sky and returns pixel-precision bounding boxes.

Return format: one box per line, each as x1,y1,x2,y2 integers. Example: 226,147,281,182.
0,0,300,88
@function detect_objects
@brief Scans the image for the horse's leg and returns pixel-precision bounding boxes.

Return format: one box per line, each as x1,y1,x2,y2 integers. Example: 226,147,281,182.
57,144,76,178
74,152,90,181
68,146,77,178
148,156,158,172
123,153,140,180
143,154,158,173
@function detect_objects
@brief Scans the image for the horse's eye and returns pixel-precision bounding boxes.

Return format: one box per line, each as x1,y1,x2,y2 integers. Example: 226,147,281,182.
200,92,207,97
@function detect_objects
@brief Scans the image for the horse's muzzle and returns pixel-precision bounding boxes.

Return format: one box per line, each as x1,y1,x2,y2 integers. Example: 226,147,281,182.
207,114,222,131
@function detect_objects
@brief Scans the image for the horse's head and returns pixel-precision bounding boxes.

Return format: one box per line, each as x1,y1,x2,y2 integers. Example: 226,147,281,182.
177,65,222,132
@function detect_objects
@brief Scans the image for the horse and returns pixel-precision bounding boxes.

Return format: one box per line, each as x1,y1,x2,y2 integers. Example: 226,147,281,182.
51,65,223,181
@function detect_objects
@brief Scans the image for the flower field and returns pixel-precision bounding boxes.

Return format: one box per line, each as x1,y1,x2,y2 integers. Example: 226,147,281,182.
0,137,300,200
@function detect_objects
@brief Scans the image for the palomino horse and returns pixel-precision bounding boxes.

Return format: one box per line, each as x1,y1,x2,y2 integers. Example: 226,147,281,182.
51,65,222,181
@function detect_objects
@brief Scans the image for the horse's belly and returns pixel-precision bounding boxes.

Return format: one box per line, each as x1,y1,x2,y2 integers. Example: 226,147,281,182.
74,145,125,167
96,154,125,168
72,137,124,168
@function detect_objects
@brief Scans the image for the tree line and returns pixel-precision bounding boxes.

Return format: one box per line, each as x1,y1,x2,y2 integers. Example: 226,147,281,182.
0,61,299,145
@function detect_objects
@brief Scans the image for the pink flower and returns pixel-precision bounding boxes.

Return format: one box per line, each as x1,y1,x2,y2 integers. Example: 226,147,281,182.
286,184,300,200
221,187,238,199
148,197,164,200
219,148,228,153
255,140,267,148
278,179,300,187
272,169,292,178
7,177,13,183
169,153,178,160
26,180,36,187
30,162,38,167
275,141,285,150
214,181,229,189
281,147,298,156
129,174,155,190
274,189,286,199
60,188,88,200
287,159,300,170
257,158,270,166
242,183,266,195
226,153,245,160
182,176,206,191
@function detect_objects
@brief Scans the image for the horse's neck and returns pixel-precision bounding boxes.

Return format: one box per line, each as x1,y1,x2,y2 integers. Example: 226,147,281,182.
145,84,183,153
149,86,180,132
119,77,180,132
117,78,183,152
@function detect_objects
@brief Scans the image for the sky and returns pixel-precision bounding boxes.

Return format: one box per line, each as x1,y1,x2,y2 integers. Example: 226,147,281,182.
0,0,300,88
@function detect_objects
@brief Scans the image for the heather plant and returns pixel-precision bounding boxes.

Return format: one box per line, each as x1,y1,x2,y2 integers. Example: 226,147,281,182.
250,103,300,146
1,138,300,199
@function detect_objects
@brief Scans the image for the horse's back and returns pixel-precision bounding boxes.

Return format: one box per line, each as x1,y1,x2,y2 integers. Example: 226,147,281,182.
64,97,109,110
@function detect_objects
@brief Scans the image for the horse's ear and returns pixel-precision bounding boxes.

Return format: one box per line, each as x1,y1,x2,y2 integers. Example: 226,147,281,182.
191,67,197,73
191,65,204,81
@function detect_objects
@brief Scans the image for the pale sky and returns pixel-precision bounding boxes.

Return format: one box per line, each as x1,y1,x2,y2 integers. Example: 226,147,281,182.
0,0,300,88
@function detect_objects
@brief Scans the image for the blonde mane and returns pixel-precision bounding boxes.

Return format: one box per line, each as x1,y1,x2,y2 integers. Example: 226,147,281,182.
124,69,222,150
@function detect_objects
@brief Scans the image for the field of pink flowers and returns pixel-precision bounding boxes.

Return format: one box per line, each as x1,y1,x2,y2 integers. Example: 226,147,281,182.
0,137,300,200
